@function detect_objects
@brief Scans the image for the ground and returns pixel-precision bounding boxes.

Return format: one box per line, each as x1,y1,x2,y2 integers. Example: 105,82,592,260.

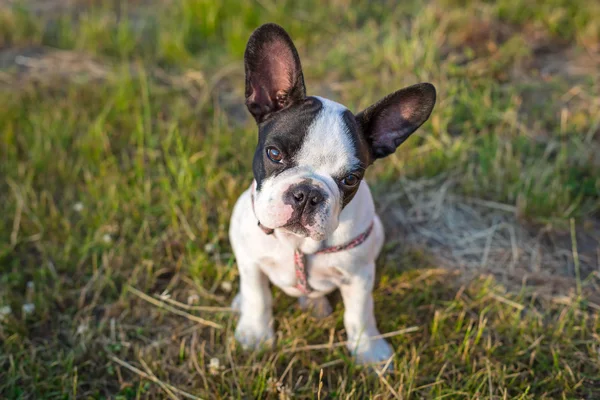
0,0,599,399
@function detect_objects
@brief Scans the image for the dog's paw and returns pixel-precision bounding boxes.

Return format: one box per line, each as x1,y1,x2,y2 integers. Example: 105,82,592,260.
352,338,394,372
298,296,332,318
234,317,275,350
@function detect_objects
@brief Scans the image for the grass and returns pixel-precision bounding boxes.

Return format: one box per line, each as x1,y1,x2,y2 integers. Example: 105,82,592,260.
1,0,599,398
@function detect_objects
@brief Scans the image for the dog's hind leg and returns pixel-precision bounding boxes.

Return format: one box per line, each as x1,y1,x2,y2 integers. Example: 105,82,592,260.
298,296,333,318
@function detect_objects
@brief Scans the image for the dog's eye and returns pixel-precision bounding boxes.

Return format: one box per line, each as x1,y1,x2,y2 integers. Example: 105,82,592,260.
266,147,283,163
341,174,359,187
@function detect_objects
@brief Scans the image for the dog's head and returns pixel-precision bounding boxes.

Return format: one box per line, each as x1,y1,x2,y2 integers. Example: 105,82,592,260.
246,24,436,241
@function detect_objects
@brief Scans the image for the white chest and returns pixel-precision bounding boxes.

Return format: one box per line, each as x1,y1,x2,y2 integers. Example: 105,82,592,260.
258,246,351,297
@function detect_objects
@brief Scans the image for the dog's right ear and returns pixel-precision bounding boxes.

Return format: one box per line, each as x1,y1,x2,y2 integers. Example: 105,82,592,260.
244,23,306,124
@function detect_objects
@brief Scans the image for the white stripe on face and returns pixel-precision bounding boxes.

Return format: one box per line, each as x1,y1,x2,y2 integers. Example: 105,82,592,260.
294,97,360,178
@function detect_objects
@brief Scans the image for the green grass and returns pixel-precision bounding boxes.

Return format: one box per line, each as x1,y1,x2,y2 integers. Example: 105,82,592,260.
1,0,599,398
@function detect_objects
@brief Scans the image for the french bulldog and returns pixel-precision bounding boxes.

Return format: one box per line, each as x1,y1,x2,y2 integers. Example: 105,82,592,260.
229,23,436,367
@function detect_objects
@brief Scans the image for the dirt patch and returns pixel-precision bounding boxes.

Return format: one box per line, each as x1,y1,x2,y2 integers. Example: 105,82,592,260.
377,176,599,298
529,45,600,81
0,47,109,88
446,17,515,57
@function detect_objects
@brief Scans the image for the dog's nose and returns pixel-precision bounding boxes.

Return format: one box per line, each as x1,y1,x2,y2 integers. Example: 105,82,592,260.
286,184,325,211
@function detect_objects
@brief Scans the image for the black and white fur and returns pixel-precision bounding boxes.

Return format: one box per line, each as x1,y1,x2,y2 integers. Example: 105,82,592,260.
229,23,436,367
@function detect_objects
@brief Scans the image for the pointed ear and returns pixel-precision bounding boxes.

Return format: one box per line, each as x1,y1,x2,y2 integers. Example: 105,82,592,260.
356,83,436,159
244,23,306,123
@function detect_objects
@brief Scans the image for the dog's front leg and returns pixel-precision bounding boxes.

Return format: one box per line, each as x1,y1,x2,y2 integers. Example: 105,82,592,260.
233,261,274,349
340,263,393,368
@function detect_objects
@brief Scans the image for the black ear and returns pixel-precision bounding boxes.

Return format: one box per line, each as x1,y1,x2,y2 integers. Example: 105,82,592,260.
244,23,306,123
356,83,436,159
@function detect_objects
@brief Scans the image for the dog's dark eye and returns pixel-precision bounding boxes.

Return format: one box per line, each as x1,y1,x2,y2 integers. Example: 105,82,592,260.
266,147,283,163
341,174,359,187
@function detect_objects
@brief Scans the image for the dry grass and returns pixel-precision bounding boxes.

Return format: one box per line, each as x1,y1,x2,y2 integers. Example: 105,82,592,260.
379,176,599,289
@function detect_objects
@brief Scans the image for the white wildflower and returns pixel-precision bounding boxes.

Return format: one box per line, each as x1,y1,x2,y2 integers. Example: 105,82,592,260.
76,322,88,335
187,294,199,305
204,243,215,253
220,281,233,293
0,306,12,321
209,357,221,375
22,303,35,315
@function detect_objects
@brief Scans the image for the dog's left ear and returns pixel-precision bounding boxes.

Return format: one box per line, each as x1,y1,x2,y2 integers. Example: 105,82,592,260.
356,83,436,160
244,23,306,124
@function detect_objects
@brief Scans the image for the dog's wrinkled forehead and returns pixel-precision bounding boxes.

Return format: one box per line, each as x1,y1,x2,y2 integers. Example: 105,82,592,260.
252,96,370,190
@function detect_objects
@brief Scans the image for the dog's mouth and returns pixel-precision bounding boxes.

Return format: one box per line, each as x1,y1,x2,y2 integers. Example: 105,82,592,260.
281,221,309,236
258,219,307,235
258,219,324,240
282,220,327,241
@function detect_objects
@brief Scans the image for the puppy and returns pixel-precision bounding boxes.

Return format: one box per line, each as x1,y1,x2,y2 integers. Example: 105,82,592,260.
229,23,436,366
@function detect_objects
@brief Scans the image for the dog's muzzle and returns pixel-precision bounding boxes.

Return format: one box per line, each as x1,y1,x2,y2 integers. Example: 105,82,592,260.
282,182,327,231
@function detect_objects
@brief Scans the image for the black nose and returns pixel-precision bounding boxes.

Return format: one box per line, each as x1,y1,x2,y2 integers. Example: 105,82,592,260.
285,184,325,211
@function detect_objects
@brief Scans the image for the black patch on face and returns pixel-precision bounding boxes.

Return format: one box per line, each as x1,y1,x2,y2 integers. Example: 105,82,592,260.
335,110,373,208
253,97,323,190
